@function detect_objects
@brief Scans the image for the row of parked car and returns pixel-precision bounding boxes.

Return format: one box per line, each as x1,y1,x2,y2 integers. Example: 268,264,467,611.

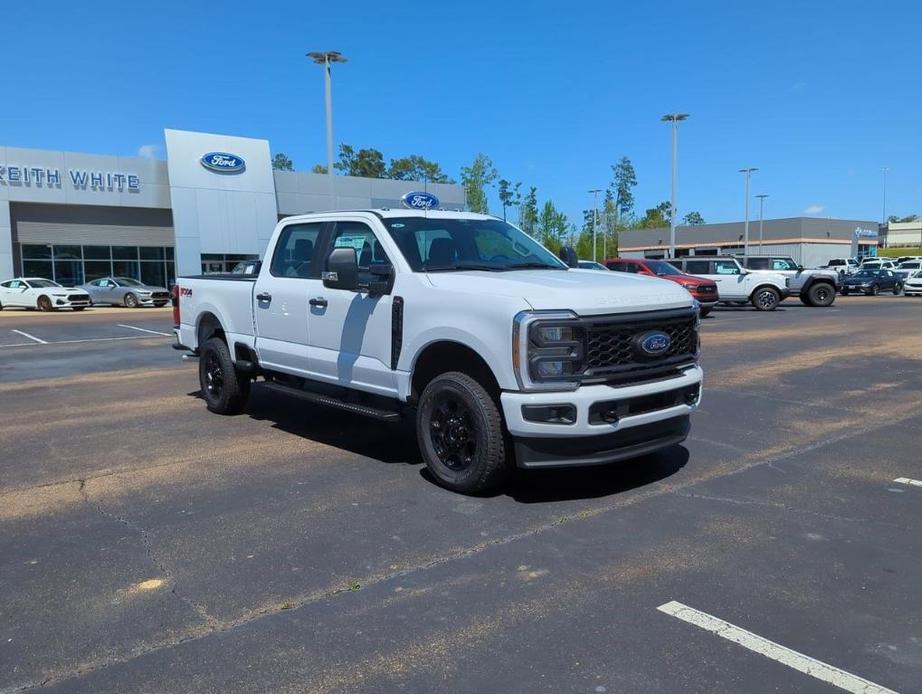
0,276,171,311
579,254,834,312
578,253,922,311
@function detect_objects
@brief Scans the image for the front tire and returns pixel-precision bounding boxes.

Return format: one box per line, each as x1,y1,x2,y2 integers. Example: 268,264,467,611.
124,292,139,308
870,285,880,296
699,307,712,318
417,371,510,494
806,282,836,307
893,283,903,295
751,286,781,311
37,295,54,312
72,307,86,312
199,337,250,414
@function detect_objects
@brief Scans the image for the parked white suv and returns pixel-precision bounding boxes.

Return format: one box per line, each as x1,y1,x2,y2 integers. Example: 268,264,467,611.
668,257,789,310
173,211,703,493
737,255,839,306
821,258,859,275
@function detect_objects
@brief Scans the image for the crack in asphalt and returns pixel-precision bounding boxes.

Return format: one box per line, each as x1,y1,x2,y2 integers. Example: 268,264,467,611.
8,407,922,692
76,479,221,631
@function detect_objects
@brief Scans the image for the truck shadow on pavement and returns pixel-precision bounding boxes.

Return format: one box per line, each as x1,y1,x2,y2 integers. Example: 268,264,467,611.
189,385,690,502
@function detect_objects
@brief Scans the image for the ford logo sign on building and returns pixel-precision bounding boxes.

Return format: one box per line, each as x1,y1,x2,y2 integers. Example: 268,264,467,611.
401,191,439,210
636,331,672,356
200,152,246,174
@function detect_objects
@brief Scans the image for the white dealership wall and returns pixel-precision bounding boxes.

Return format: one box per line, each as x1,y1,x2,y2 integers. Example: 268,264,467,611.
164,129,278,275
0,129,467,280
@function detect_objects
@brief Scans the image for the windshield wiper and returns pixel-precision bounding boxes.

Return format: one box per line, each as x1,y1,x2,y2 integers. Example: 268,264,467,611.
423,261,507,272
506,262,566,270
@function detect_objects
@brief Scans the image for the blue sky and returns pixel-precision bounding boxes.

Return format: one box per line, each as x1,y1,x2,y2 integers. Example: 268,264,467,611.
4,0,920,226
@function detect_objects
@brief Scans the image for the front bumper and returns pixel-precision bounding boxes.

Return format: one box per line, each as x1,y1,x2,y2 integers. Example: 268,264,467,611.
53,295,91,308
500,365,702,468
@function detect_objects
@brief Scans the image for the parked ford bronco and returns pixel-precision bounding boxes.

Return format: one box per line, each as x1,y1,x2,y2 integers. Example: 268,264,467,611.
668,256,789,310
737,255,839,306
173,211,703,493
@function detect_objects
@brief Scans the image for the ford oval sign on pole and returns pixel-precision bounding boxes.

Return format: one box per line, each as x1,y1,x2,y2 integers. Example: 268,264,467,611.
200,152,246,174
401,191,439,210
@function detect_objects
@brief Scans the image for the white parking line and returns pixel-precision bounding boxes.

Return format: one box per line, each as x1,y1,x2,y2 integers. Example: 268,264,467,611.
657,601,897,694
0,335,170,349
893,477,922,488
117,324,172,337
10,329,48,344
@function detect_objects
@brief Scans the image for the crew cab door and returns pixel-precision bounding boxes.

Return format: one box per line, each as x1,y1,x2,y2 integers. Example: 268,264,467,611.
308,220,397,397
252,221,326,376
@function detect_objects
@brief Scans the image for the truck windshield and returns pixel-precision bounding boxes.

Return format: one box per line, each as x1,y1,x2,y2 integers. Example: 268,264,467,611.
382,217,566,272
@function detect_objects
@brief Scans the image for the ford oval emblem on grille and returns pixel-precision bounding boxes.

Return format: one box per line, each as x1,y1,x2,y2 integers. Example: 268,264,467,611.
200,152,246,173
636,331,672,356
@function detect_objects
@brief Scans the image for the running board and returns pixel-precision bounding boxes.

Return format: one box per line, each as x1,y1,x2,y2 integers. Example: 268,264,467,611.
260,382,402,422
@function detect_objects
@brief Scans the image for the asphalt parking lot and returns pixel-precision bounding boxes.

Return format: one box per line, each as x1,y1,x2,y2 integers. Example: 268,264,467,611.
1,296,921,693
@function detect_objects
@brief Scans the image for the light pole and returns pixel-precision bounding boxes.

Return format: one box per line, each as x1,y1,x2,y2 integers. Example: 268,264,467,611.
755,194,768,252
307,50,347,209
589,188,602,261
661,113,689,258
881,167,889,226
739,167,758,255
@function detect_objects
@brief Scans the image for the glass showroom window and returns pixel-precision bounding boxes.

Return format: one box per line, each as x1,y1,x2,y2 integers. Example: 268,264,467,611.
53,245,84,286
20,244,53,280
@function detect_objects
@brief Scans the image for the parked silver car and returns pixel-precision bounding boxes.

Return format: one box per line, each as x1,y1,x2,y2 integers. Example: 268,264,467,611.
80,277,171,308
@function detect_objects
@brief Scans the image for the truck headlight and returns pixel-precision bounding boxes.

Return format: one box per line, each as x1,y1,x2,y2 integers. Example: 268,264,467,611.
513,311,585,391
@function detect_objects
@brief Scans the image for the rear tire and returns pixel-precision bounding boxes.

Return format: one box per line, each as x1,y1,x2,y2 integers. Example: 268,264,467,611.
124,292,139,308
893,283,902,295
417,371,510,494
806,282,836,307
751,286,781,311
37,295,54,312
199,337,250,415
870,285,879,296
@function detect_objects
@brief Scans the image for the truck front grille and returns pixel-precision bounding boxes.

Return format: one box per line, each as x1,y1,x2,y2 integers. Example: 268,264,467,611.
582,309,698,384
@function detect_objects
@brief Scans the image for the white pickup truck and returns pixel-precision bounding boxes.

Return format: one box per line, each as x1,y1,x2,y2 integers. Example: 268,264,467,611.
173,210,703,493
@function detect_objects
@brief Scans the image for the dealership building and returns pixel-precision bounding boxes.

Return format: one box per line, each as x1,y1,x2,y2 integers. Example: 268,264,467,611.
0,129,465,285
617,217,880,266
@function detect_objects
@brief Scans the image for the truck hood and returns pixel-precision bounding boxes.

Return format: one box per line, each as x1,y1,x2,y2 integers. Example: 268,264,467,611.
425,268,693,315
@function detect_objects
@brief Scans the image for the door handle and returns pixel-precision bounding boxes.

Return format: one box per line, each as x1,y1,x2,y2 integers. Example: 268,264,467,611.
256,292,272,303
309,297,328,308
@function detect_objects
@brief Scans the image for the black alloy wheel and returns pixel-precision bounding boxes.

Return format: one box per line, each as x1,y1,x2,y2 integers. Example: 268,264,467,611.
807,282,835,307
417,371,510,494
429,393,477,471
198,337,250,414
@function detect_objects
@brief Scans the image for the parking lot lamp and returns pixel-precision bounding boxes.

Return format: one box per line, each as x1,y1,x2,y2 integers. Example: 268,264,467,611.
307,51,347,209
589,188,602,261
756,194,768,251
662,114,689,258
739,167,758,255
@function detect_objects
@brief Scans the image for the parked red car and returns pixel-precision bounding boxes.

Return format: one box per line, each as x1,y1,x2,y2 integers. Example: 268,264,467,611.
604,257,719,316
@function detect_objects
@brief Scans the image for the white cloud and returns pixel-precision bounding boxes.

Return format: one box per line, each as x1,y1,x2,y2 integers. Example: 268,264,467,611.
803,204,825,215
137,144,159,159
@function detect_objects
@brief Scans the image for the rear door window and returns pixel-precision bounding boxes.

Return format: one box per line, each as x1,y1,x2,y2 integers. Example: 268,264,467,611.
713,260,741,275
684,260,711,275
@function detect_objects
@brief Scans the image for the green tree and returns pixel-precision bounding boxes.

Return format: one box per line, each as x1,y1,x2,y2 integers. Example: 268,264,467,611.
682,211,705,225
519,186,539,237
461,154,497,214
537,200,568,252
311,163,328,174
497,179,522,222
888,214,919,223
387,155,453,183
611,157,638,219
638,201,672,229
272,153,294,171
334,144,386,178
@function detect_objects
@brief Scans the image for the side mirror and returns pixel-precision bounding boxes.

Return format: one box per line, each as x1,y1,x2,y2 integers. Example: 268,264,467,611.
367,262,393,297
797,265,804,271
323,247,359,291
558,245,579,268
